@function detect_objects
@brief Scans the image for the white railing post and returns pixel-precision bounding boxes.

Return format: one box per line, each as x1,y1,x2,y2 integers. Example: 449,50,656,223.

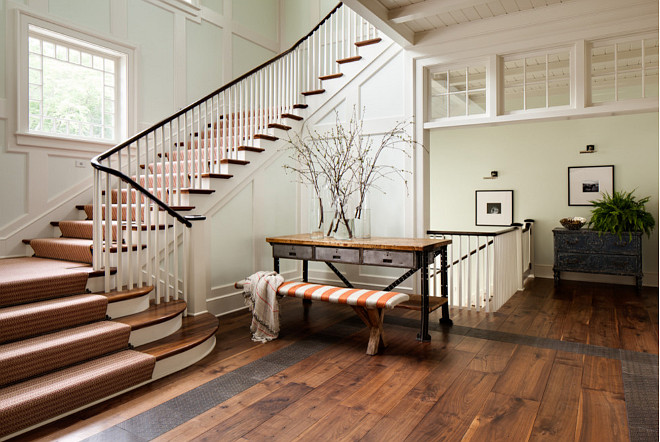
185,216,209,315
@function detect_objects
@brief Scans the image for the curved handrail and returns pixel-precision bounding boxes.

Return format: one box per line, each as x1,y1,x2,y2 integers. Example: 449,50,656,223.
94,2,343,163
427,227,517,237
91,2,345,228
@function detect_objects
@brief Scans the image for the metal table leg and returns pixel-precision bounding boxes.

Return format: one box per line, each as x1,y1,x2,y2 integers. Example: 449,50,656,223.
439,246,453,326
417,251,431,342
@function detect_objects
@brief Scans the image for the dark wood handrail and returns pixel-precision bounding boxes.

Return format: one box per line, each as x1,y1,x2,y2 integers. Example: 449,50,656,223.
427,227,517,237
94,2,343,162
91,2,346,228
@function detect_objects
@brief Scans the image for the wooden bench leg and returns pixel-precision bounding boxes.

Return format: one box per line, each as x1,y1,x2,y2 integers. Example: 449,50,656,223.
352,306,387,355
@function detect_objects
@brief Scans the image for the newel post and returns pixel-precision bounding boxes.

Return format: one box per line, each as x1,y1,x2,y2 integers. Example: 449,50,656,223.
184,215,210,316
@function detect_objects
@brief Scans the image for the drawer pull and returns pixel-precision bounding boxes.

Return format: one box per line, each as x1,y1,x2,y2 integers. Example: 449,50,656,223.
567,239,579,245
288,252,296,257
333,255,341,259
382,258,393,263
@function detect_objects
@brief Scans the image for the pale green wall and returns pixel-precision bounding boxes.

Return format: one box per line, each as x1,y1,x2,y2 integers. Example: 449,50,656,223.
0,122,27,227
201,0,222,15
187,19,223,102
281,0,336,49
430,112,659,279
232,0,278,41
232,35,275,78
128,0,175,123
49,0,110,34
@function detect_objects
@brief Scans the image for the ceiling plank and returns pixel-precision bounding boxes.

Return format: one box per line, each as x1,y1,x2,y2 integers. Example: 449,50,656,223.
342,0,416,47
388,0,489,24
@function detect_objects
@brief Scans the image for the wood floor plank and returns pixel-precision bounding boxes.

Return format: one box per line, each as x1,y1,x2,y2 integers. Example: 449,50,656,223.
192,382,313,441
560,288,593,343
576,389,630,442
462,392,540,441
492,345,555,401
526,297,570,340
361,349,478,441
581,356,624,394
292,405,378,441
616,302,659,354
467,340,517,374
404,369,499,441
529,360,582,441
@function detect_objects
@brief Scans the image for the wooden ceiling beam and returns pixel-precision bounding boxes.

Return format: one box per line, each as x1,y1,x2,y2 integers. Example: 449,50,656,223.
388,0,488,24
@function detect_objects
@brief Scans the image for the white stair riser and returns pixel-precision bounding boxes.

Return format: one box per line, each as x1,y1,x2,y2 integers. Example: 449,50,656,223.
106,293,151,319
151,335,216,380
128,313,183,347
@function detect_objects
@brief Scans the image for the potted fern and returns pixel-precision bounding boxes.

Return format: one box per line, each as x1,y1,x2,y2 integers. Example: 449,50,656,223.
588,189,655,240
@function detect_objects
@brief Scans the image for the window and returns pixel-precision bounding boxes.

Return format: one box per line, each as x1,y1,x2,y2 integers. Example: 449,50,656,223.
15,10,135,151
430,65,487,119
502,51,570,112
590,37,659,104
28,26,119,141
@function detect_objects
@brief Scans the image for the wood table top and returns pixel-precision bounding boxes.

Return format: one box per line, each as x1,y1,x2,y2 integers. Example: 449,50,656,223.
265,233,451,252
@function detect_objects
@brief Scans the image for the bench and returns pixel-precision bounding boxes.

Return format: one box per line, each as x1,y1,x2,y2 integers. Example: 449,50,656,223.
237,279,411,355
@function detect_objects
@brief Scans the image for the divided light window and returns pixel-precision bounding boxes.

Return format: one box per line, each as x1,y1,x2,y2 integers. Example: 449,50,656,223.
590,38,659,104
430,65,487,119
503,51,570,113
27,25,122,142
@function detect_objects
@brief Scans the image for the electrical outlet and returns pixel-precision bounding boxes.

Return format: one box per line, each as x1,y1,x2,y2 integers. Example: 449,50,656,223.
74,160,86,168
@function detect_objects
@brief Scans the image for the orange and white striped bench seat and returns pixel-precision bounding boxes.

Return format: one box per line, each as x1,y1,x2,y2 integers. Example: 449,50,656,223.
277,282,410,309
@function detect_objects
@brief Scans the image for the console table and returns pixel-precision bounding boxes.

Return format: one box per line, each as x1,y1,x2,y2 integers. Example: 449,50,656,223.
265,234,453,342
553,228,643,289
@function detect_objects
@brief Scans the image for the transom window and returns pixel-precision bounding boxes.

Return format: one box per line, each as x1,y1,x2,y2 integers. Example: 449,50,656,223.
502,51,571,113
27,25,119,142
430,65,487,119
590,38,659,104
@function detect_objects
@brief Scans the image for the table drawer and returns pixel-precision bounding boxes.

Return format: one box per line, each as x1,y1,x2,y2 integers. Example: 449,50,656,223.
363,249,415,268
272,244,313,260
315,246,360,264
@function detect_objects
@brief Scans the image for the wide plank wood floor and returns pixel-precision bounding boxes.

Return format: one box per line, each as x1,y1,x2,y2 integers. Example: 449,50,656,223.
19,277,658,441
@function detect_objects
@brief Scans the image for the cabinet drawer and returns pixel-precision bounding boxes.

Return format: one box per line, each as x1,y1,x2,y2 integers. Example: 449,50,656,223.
272,244,313,260
315,246,360,264
554,233,591,252
556,252,639,275
587,234,641,256
363,249,415,268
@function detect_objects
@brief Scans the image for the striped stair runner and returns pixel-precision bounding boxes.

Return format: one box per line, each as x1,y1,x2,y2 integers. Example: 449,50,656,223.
0,350,155,438
0,321,131,387
29,238,94,264
0,294,108,343
0,257,89,307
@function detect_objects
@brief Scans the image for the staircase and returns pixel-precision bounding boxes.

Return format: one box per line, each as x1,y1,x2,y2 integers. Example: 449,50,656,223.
0,3,387,439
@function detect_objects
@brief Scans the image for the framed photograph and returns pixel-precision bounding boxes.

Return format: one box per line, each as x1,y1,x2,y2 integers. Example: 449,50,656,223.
568,165,614,206
475,190,513,226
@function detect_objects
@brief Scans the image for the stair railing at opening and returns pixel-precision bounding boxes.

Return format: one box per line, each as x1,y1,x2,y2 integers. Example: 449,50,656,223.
428,220,534,313
91,3,378,306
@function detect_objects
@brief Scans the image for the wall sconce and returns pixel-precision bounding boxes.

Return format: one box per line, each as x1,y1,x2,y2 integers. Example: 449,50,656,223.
484,170,498,179
580,144,596,154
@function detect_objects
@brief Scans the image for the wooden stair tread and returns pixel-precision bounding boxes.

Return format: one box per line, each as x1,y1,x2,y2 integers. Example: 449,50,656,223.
238,146,266,153
220,159,250,165
293,104,308,109
302,89,325,96
254,134,278,141
268,123,292,131
114,299,186,330
171,206,195,211
179,188,215,195
98,285,154,303
319,72,343,80
200,173,233,179
394,294,448,312
135,313,218,361
281,113,303,121
337,55,362,64
355,37,382,47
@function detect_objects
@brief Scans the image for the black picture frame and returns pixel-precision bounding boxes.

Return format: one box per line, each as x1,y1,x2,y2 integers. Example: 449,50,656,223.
568,165,614,206
475,190,514,226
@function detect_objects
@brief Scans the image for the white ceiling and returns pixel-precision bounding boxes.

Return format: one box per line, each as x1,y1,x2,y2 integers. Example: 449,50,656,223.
344,0,574,46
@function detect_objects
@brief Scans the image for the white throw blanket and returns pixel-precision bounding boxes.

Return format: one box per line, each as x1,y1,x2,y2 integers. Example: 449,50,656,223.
242,271,284,343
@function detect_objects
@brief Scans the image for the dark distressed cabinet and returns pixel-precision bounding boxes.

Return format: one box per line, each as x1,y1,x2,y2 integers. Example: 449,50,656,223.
553,228,642,289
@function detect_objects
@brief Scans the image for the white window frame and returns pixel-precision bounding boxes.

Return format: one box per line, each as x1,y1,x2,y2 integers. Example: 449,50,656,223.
588,33,659,107
428,60,490,122
499,46,575,116
12,8,137,153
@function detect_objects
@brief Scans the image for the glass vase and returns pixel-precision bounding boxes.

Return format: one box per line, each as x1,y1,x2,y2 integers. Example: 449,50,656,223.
354,208,371,239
